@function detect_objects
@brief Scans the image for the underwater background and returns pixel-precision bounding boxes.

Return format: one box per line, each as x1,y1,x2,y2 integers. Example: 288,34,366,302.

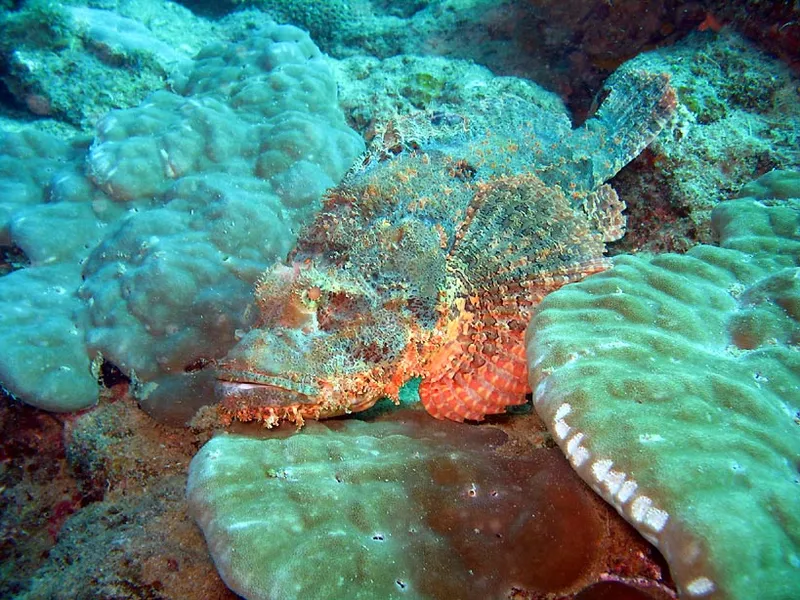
0,1,799,599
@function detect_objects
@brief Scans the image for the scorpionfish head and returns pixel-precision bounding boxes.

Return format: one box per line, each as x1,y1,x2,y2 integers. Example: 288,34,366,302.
215,261,417,426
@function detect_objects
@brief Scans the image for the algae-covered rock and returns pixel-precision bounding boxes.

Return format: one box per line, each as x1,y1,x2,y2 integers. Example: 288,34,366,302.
333,53,567,133
612,31,800,252
0,3,205,131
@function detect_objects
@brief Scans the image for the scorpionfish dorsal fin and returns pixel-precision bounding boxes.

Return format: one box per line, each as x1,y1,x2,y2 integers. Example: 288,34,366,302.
419,173,616,422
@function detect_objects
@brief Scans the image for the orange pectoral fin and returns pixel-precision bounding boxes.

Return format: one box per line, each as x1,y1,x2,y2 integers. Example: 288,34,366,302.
418,337,530,422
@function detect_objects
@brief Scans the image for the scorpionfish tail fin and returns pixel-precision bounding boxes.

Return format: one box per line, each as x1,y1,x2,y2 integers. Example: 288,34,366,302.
575,69,677,189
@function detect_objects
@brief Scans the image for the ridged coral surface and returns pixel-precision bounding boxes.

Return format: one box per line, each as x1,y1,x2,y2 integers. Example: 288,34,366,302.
526,189,800,599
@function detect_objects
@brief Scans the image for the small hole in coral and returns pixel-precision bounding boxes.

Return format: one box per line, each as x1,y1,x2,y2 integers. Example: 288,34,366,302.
0,243,30,275
97,360,130,388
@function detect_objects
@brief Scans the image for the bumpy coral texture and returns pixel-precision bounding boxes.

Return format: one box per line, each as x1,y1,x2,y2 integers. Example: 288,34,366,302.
526,179,800,600
215,68,676,427
0,22,364,416
0,129,109,411
187,411,615,600
79,22,364,419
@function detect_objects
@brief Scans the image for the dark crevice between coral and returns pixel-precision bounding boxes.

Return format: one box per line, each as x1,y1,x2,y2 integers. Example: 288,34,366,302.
0,244,30,276
169,0,235,19
96,360,130,390
183,357,211,373
0,76,27,114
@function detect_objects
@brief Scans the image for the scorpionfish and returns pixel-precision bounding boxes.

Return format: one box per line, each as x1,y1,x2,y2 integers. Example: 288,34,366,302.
216,69,676,427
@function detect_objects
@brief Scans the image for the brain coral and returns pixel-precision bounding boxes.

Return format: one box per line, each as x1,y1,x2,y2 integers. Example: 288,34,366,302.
526,175,800,599
187,410,648,600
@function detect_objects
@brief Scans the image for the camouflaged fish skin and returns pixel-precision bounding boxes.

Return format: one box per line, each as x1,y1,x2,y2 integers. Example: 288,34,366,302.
215,69,677,427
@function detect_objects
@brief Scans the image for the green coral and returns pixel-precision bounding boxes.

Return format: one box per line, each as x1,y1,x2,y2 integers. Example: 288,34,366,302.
526,172,800,600
187,412,612,599
737,169,800,200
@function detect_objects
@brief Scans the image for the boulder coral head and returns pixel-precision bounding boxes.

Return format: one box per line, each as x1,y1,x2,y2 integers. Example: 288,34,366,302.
215,67,677,428
526,175,800,599
187,410,669,600
0,22,365,417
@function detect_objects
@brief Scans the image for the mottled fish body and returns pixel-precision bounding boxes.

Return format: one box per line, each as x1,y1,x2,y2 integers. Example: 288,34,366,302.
216,70,676,427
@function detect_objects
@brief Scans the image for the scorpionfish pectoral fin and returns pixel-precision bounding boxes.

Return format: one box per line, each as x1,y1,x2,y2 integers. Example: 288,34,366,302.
417,174,618,422
418,319,530,422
